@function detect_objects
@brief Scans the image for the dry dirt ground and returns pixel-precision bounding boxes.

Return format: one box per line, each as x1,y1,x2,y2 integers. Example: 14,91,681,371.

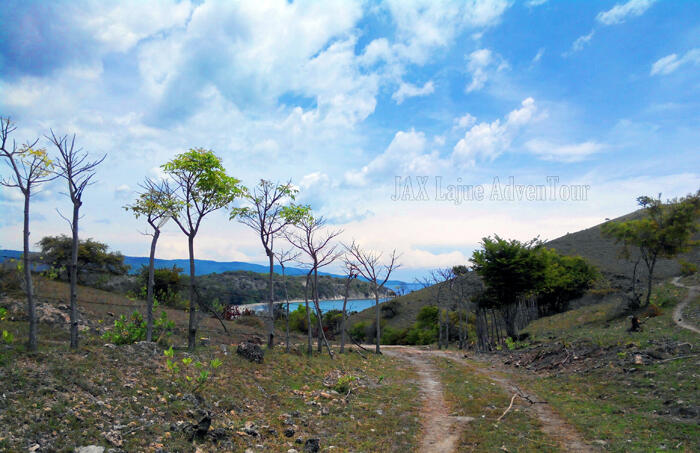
384,346,594,453
671,277,700,335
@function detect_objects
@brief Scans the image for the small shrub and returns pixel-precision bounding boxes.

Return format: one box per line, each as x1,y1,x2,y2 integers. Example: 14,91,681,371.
679,259,697,276
333,375,356,394
288,305,317,333
102,309,174,345
652,284,678,308
164,346,223,394
1,330,14,344
381,326,408,344
348,321,367,342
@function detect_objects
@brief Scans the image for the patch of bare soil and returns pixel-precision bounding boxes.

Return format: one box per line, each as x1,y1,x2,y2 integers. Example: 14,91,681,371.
383,347,472,453
671,277,700,335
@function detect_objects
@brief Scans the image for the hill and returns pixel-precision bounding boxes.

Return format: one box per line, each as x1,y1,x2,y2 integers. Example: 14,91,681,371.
193,270,392,305
350,208,699,332
546,208,699,282
0,249,412,290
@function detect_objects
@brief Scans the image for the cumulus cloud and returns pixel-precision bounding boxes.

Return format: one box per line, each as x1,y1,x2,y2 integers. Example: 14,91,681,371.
384,0,511,64
596,0,656,25
452,98,538,167
392,80,435,104
525,139,605,162
650,49,700,76
344,129,442,186
453,113,476,130
465,48,508,92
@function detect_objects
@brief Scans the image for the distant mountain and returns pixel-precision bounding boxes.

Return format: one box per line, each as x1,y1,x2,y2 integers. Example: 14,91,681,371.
0,249,413,290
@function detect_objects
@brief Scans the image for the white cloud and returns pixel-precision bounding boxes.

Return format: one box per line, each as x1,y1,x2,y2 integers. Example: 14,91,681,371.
465,48,508,92
650,49,700,76
384,0,511,64
532,47,545,64
80,0,194,53
453,113,476,130
525,139,605,162
565,30,595,56
114,184,131,199
527,0,548,6
344,129,442,186
452,97,537,167
596,0,656,26
392,80,435,104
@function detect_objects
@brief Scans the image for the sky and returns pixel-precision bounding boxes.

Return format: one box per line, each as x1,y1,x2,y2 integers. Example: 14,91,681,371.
1,0,699,281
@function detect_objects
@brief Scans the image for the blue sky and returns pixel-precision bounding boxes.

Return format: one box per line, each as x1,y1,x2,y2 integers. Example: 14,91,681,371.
1,0,699,281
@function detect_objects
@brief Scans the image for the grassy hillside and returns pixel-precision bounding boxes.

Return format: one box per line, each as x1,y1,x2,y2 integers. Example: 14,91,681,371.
0,279,422,451
493,279,700,451
546,209,699,281
350,208,699,334
195,271,392,306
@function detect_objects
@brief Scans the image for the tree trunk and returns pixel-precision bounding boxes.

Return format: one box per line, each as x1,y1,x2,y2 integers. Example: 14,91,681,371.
645,257,657,307
146,228,160,343
267,250,275,349
69,202,80,349
283,267,290,353
340,279,350,354
315,268,323,353
23,191,36,351
375,285,381,354
305,272,312,355
187,234,197,351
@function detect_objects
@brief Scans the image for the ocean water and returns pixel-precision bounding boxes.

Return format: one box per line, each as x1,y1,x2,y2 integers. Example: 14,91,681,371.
249,297,389,314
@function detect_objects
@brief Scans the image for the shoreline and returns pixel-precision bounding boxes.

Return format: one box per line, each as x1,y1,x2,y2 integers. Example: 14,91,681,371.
239,296,390,311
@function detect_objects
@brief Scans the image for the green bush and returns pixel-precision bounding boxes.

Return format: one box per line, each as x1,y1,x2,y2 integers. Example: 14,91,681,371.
288,305,318,333
333,375,356,394
348,321,367,342
102,309,175,345
381,326,408,344
652,284,678,308
679,259,697,276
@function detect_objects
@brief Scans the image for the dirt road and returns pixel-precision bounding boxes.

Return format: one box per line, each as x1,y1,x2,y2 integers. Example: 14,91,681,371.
384,346,594,453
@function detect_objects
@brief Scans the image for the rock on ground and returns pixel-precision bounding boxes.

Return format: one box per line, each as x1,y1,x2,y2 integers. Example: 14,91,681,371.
236,341,264,363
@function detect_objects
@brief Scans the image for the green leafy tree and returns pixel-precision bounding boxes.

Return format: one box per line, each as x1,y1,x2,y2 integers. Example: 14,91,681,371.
137,265,183,308
231,180,309,349
37,235,129,281
162,148,245,350
0,117,55,351
471,236,545,339
49,130,105,349
602,191,700,307
537,249,597,316
124,178,180,342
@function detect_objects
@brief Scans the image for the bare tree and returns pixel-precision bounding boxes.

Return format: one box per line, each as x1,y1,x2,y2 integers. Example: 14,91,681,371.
232,180,308,349
0,118,55,351
286,215,342,358
435,268,456,349
346,241,400,354
339,254,358,354
275,247,300,352
124,178,179,342
163,148,244,351
49,131,105,349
